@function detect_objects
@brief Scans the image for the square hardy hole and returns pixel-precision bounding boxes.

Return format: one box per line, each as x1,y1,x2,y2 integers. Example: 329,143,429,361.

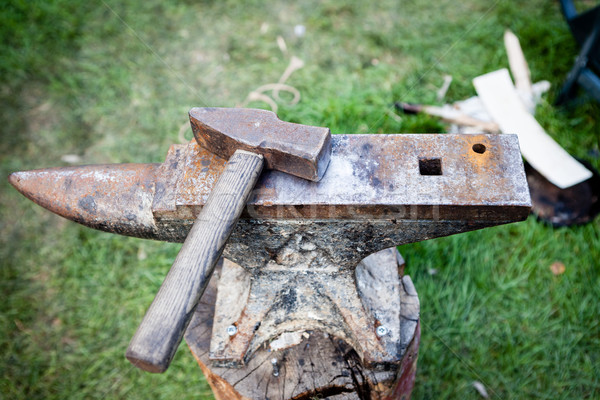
419,158,442,175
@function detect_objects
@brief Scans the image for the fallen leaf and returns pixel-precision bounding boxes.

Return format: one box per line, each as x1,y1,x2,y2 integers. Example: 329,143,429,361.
550,261,566,276
472,381,489,398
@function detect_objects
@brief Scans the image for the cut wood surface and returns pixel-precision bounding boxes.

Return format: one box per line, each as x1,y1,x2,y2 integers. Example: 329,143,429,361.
473,68,592,189
185,249,420,400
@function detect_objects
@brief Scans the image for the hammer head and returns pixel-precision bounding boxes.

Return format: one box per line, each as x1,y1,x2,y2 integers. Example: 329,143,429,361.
189,107,331,181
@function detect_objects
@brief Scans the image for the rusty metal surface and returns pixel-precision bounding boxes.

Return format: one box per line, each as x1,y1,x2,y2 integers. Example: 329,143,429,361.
10,134,530,229
156,134,530,269
8,163,159,239
9,134,531,269
163,133,530,222
189,107,331,181
9,132,529,372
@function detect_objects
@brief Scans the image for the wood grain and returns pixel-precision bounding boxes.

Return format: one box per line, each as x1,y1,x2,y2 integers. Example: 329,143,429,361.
186,250,420,400
126,149,264,373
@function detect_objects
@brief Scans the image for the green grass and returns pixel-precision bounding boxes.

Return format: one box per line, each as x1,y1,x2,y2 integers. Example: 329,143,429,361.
1,0,599,398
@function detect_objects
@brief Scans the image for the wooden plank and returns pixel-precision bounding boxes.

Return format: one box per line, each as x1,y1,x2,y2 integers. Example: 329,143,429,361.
473,69,592,189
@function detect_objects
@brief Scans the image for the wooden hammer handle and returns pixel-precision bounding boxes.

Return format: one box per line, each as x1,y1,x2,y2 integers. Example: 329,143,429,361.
126,149,264,373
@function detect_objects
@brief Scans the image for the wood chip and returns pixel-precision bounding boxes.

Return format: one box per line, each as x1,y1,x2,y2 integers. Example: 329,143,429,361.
61,154,82,164
436,74,453,102
276,35,287,54
472,381,489,398
550,261,566,276
269,331,305,352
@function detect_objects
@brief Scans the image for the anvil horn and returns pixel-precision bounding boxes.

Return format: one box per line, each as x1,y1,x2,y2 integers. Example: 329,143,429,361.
9,163,160,239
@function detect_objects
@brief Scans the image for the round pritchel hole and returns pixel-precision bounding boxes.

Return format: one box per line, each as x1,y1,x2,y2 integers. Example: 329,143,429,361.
472,143,486,154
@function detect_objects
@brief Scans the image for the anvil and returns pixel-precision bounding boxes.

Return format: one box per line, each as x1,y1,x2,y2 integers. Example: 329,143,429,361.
9,133,531,368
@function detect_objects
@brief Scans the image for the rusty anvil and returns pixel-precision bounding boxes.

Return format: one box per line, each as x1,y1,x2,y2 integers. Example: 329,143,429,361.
127,108,332,373
8,108,531,373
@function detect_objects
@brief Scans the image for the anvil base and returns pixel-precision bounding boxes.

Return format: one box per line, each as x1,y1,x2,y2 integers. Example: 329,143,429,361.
185,248,420,400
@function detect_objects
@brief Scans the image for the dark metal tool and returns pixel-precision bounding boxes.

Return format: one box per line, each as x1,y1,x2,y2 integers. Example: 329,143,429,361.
125,108,331,373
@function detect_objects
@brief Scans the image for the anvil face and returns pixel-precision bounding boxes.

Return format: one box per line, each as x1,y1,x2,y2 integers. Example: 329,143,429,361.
165,133,530,220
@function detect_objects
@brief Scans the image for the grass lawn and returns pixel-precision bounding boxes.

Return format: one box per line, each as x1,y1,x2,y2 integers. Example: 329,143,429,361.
1,0,599,398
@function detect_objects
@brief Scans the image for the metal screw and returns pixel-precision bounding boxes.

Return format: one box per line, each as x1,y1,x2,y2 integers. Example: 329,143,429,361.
271,358,280,377
227,325,237,336
376,325,389,337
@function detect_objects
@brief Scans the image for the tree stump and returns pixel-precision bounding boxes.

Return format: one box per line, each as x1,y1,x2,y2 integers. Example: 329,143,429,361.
185,248,420,400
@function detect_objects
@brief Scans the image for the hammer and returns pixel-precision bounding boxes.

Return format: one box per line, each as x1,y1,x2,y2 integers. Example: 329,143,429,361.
126,107,332,373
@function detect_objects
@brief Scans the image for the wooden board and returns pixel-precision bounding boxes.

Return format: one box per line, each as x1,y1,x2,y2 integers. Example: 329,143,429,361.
473,68,592,189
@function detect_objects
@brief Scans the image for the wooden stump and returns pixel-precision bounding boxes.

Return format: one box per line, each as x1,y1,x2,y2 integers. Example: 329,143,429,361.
185,249,420,400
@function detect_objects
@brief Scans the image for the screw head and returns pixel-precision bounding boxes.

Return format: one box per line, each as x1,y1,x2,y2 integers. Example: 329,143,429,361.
376,325,389,337
227,325,237,336
271,358,279,377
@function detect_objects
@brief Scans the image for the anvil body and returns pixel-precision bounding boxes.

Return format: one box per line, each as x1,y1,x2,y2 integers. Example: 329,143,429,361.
9,133,531,367
9,134,530,267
